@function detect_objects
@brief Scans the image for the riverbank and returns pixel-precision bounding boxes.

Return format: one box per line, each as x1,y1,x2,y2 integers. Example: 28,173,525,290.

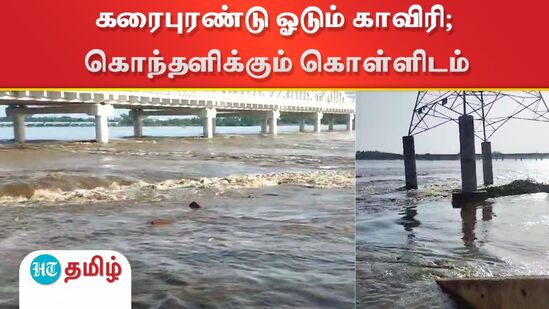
356,150,549,161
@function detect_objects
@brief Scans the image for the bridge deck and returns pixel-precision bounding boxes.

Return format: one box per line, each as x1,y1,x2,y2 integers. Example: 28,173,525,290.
0,91,355,114
0,91,355,143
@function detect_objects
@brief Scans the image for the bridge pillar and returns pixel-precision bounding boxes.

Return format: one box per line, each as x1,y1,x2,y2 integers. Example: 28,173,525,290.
14,114,26,143
268,110,280,136
131,109,143,138
95,115,109,144
299,119,306,132
261,118,268,134
347,113,355,131
402,135,418,189
92,104,113,144
328,118,334,131
314,112,323,133
459,115,477,193
5,105,26,143
200,108,217,139
482,141,494,186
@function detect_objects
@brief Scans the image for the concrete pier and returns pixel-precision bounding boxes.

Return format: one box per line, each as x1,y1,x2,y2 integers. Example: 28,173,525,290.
13,113,26,143
131,109,143,138
202,117,213,139
459,115,477,192
402,135,418,189
200,108,216,139
92,104,114,144
314,112,323,133
452,115,488,206
261,118,268,134
482,141,493,186
347,113,355,131
6,105,27,143
95,115,109,143
269,110,280,136
299,119,306,132
437,276,549,309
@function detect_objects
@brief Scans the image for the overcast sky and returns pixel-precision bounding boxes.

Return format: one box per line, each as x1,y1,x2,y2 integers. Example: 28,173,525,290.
356,91,549,154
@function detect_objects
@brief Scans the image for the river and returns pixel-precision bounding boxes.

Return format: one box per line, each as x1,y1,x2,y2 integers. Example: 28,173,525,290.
356,159,549,308
0,126,355,308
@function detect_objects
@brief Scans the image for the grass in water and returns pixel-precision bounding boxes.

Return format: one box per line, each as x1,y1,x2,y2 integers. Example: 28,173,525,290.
486,178,549,198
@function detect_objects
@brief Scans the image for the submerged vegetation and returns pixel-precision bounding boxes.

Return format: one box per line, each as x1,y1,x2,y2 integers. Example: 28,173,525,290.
486,178,549,198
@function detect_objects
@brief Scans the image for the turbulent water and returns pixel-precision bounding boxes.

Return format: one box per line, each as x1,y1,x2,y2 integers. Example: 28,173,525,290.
0,127,355,308
356,160,549,308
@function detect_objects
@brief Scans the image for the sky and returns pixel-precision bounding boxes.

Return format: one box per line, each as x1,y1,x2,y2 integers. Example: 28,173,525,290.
356,91,549,154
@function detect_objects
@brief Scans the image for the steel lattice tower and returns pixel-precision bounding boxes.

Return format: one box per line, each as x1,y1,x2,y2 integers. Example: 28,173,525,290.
408,91,547,141
402,91,547,193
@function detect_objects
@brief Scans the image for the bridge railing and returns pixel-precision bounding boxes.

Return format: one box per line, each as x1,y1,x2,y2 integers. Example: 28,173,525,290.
0,91,355,112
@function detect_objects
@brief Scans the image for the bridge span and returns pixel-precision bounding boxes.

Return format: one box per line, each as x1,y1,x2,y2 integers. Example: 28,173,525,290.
0,91,355,143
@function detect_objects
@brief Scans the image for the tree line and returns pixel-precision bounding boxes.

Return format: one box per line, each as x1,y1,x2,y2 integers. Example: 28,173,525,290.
0,114,347,127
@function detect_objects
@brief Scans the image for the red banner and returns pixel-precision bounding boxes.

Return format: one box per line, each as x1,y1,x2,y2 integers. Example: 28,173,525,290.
0,0,547,88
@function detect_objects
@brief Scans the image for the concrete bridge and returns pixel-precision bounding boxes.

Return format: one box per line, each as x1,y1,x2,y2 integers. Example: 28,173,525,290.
0,91,355,143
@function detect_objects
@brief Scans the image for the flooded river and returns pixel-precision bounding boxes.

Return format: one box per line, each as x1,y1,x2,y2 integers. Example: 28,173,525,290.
0,127,355,308
357,160,549,308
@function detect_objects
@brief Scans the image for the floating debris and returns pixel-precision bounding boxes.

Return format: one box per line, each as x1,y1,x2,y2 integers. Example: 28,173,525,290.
150,218,174,225
189,201,201,209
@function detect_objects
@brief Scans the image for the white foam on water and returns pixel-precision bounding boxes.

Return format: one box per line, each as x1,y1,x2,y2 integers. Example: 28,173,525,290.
0,171,353,206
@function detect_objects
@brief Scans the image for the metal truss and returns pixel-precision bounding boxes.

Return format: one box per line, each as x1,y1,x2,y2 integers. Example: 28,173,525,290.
408,91,548,141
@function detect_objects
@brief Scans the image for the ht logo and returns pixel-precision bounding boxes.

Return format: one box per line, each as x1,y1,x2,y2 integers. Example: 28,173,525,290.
30,254,61,285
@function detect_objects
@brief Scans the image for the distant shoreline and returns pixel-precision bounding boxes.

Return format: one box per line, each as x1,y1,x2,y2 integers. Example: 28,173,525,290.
0,116,347,128
356,151,549,161
0,124,314,128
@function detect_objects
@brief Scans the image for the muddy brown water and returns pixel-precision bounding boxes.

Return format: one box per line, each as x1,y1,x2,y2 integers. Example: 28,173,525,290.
0,132,355,308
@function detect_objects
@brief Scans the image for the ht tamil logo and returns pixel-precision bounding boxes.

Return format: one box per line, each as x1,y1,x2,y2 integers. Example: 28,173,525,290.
30,254,61,285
